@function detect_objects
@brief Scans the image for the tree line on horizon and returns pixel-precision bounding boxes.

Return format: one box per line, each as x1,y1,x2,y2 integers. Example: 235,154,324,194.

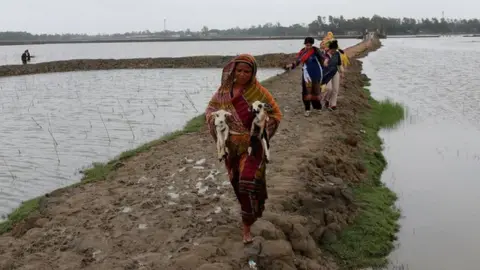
1,15,479,41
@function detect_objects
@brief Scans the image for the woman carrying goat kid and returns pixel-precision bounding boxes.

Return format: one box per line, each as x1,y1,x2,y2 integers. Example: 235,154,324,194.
205,54,282,244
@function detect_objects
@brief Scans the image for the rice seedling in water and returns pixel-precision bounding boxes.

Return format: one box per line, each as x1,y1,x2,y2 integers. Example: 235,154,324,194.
27,93,37,112
96,105,111,142
116,97,135,141
183,90,199,112
47,114,60,163
147,106,156,118
2,156,17,183
153,98,159,108
30,117,43,129
47,115,59,146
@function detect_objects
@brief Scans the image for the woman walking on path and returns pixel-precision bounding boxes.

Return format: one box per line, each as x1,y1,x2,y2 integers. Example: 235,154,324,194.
205,54,282,244
285,37,326,117
321,40,345,111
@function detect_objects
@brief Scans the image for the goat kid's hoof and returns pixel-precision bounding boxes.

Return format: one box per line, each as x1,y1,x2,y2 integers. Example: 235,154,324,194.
219,153,228,162
247,147,252,156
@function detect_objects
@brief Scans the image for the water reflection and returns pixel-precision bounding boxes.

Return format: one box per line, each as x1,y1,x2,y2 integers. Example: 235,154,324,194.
0,68,282,218
362,37,480,270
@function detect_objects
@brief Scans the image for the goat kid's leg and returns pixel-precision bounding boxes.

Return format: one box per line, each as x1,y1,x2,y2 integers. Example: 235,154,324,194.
216,134,225,161
261,139,270,163
248,123,256,156
258,126,270,163
224,130,229,155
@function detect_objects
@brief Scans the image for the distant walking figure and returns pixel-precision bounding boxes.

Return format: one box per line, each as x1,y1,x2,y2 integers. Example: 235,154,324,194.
205,54,282,244
285,37,326,117
321,40,345,111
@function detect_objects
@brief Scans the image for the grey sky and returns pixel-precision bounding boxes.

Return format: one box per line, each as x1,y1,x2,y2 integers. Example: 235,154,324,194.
1,0,476,34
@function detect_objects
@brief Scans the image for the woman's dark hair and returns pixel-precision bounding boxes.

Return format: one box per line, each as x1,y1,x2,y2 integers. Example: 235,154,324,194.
304,37,315,45
328,40,339,50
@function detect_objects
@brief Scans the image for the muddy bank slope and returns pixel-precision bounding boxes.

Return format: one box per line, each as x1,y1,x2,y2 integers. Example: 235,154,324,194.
0,53,293,78
0,39,394,270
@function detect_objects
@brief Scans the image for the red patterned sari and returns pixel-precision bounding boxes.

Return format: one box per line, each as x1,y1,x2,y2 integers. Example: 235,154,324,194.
205,54,282,226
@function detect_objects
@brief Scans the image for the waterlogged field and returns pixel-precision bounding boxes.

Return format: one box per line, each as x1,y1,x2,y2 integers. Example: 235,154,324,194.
363,37,480,270
0,39,361,65
0,68,282,218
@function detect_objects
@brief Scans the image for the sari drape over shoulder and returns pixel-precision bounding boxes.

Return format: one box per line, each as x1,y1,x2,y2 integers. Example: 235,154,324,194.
205,54,282,225
290,47,325,104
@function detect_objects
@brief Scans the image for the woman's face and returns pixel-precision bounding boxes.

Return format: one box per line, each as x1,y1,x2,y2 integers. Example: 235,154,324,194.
304,43,313,49
234,63,253,86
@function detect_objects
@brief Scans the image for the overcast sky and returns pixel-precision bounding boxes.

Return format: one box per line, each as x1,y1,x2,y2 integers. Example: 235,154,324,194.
1,0,477,34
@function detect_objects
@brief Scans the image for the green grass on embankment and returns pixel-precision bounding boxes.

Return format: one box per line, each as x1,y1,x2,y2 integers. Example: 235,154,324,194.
322,78,405,269
0,114,206,235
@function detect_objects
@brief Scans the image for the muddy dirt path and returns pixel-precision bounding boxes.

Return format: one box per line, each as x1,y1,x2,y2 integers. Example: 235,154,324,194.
0,41,379,270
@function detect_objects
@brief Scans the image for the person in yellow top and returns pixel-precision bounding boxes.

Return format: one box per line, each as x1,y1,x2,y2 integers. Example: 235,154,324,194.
320,31,350,69
318,32,350,95
320,31,334,52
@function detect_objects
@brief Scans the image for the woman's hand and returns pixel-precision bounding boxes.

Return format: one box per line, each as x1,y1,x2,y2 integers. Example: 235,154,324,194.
284,63,293,70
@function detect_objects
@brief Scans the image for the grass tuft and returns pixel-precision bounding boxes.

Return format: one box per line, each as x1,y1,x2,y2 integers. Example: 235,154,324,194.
322,85,405,269
0,197,44,234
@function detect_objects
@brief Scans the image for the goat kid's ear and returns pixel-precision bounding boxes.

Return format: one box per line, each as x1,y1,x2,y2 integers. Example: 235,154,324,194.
225,112,232,116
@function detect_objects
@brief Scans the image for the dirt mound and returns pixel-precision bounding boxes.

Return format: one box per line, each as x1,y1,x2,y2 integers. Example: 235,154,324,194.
0,53,296,79
0,40,380,270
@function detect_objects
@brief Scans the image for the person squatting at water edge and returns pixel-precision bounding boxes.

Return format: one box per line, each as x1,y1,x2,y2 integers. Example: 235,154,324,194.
284,37,326,117
21,50,30,65
205,54,282,244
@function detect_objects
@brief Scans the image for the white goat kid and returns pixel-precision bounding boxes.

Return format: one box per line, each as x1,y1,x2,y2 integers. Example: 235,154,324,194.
212,110,232,161
248,100,271,163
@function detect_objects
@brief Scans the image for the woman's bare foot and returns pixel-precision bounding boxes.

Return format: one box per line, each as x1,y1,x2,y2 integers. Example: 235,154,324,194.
243,224,253,244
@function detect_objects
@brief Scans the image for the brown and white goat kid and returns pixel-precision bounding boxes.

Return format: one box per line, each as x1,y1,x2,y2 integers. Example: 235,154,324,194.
248,100,271,163
212,110,233,161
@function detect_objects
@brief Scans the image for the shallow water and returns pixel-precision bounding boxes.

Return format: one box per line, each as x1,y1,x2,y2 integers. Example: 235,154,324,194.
0,39,360,66
362,37,480,270
0,68,282,218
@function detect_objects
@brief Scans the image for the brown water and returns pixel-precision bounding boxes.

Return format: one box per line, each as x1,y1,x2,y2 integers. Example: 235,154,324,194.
0,39,360,65
0,68,282,218
362,37,480,270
